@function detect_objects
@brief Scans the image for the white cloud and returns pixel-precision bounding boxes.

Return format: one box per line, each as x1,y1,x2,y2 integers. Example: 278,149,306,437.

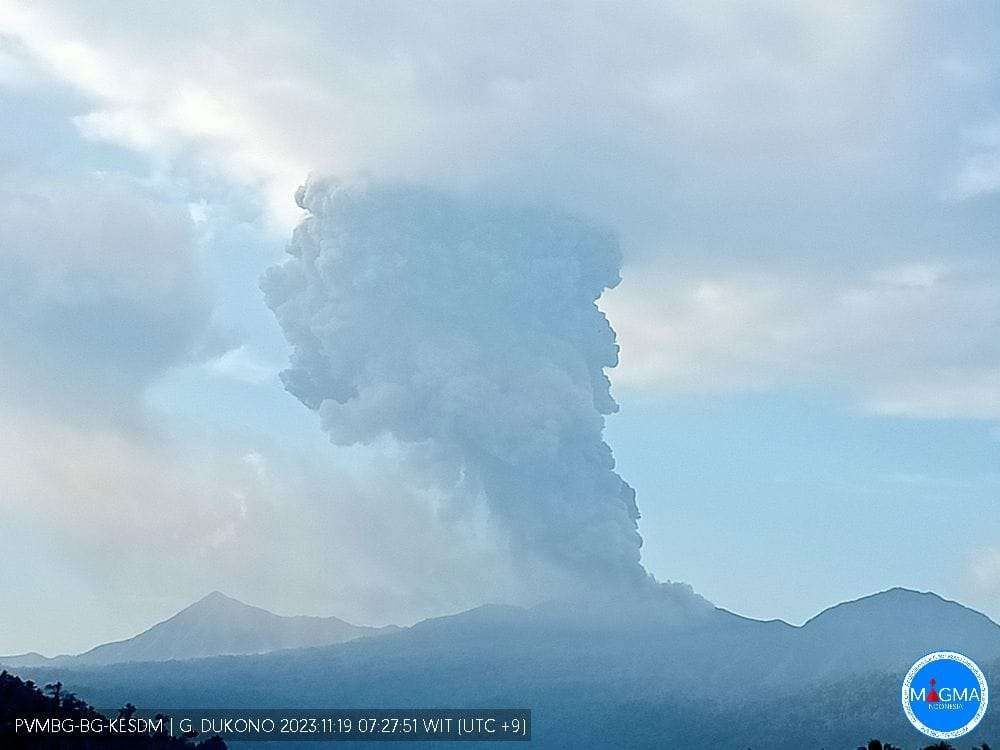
968,547,1000,594
207,345,280,385
0,0,945,235
0,2,307,228
867,369,1000,420
950,152,1000,201
603,259,1000,420
871,262,948,289
947,120,1000,201
0,173,222,423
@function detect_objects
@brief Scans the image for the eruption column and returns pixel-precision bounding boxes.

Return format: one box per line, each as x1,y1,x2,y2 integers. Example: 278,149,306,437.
262,180,647,591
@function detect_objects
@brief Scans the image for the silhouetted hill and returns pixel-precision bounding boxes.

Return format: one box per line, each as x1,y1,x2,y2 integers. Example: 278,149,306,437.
1,592,395,668
0,670,225,749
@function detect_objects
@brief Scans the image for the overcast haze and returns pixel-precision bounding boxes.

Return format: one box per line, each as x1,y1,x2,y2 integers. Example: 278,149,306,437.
0,1,998,656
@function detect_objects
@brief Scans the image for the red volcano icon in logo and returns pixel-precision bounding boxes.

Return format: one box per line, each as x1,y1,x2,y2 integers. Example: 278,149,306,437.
927,678,940,703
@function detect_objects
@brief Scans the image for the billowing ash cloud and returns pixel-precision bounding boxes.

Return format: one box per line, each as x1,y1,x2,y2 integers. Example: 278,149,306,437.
262,180,647,591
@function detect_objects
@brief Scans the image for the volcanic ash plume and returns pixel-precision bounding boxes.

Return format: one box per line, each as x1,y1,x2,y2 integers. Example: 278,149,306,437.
262,180,647,592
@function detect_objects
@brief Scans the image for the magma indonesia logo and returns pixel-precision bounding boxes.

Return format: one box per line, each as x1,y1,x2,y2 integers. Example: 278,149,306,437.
902,651,989,740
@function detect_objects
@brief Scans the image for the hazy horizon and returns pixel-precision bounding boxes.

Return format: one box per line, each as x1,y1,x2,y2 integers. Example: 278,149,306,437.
6,583,989,662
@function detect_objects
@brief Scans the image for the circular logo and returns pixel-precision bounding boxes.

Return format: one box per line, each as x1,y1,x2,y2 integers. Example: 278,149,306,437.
902,651,988,739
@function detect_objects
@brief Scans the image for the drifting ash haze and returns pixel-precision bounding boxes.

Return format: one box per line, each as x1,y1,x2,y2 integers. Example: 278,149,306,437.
263,180,650,596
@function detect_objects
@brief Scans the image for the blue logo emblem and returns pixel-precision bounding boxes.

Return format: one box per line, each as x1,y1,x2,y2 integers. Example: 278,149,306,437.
902,651,988,739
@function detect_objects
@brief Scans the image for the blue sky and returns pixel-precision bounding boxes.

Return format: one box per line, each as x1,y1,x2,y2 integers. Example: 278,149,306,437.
0,1,998,655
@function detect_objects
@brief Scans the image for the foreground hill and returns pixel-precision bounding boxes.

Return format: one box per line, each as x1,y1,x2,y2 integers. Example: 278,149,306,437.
0,592,395,668
8,585,999,748
0,670,226,749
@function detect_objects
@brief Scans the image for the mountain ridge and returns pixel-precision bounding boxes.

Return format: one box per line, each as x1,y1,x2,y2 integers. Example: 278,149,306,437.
8,584,1000,750
4,586,997,675
6,585,1000,748
0,591,395,668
